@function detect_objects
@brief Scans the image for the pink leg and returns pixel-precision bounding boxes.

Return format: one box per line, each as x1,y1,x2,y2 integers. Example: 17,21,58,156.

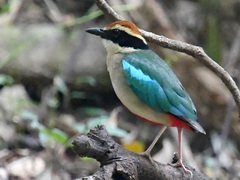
171,128,193,176
140,125,167,166
144,125,167,155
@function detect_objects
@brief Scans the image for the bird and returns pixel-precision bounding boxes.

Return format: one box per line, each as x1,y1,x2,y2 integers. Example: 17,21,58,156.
86,20,205,176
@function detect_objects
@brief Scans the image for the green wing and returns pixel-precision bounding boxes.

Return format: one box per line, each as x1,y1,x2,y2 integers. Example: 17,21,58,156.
122,50,197,122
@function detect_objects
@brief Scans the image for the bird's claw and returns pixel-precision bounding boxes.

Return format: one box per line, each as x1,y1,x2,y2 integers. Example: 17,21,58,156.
168,160,193,177
139,152,159,169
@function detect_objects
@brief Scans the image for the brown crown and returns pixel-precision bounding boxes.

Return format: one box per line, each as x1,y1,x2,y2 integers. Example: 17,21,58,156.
107,20,141,35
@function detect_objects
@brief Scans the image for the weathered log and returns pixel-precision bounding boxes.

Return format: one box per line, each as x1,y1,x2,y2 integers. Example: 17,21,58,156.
72,125,209,180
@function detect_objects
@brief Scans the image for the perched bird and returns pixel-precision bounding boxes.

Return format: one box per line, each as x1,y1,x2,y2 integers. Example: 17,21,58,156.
86,20,205,175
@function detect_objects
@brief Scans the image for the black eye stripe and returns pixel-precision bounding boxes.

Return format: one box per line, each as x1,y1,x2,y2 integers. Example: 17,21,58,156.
103,29,148,50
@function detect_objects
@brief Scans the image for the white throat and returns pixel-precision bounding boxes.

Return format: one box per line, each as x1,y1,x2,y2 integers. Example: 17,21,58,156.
102,39,138,55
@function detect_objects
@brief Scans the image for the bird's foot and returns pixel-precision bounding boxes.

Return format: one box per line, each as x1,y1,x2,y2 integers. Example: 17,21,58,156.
169,160,193,177
139,151,158,169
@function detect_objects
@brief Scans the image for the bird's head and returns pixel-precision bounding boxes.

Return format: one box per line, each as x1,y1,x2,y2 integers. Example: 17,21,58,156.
86,21,148,54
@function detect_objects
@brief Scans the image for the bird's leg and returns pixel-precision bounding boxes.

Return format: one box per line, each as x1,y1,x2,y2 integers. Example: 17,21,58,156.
140,125,167,166
170,128,193,177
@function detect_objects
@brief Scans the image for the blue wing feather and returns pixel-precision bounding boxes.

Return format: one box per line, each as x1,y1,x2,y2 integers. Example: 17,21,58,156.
122,50,197,122
122,60,171,112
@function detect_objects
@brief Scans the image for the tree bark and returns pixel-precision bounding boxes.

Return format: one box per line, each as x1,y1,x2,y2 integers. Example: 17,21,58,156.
72,125,209,180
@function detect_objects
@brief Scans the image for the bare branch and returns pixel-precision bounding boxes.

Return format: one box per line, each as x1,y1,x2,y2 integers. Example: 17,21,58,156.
95,0,124,21
93,0,240,118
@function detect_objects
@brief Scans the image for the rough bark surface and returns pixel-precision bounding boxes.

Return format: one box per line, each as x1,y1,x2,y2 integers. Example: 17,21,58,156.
72,125,209,180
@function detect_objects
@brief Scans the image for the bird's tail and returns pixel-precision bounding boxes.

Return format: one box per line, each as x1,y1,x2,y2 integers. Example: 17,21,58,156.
187,120,206,134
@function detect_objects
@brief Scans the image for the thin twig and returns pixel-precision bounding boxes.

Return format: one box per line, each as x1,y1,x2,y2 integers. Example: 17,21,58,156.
221,29,240,149
95,0,124,21
43,0,64,23
94,0,240,118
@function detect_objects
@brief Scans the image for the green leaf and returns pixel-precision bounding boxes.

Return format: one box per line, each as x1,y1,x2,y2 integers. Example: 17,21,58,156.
0,2,10,14
79,107,106,116
81,157,95,161
66,3,139,27
0,74,14,86
40,128,69,144
70,91,86,99
73,10,104,26
75,76,96,86
21,111,69,145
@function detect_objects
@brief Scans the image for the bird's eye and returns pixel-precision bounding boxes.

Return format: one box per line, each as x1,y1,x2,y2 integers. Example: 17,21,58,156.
112,29,121,36
113,29,120,33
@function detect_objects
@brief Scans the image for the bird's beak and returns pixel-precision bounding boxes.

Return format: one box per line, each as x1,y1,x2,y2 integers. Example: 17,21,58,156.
85,28,104,37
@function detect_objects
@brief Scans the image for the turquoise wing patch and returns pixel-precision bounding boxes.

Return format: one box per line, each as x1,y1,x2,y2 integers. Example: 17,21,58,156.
122,60,171,112
122,51,197,121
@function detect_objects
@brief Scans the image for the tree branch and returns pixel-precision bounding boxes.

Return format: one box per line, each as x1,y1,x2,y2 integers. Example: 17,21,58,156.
72,125,209,180
94,0,240,118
